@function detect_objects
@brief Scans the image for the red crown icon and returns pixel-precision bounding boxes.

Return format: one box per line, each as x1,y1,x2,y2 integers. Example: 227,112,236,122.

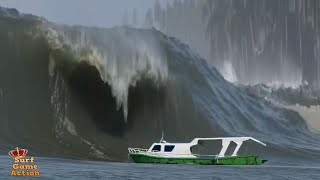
8,147,28,158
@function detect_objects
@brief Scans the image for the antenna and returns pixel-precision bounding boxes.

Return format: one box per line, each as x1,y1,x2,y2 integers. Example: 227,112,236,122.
160,131,166,143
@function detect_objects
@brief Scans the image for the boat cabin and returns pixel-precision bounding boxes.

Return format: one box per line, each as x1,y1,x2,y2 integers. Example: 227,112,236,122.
148,142,196,157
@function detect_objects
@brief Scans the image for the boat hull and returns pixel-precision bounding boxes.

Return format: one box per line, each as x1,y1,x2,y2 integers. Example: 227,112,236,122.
129,154,267,165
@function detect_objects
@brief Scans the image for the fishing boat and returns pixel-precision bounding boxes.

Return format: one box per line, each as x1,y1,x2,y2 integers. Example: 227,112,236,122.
128,133,267,165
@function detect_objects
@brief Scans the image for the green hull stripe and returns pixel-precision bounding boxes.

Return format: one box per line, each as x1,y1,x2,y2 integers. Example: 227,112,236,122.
129,154,267,165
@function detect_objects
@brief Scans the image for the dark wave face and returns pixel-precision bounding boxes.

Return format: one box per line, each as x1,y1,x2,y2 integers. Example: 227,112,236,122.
0,7,319,164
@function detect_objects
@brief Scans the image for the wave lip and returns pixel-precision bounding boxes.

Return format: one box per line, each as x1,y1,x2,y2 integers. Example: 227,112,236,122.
44,25,169,121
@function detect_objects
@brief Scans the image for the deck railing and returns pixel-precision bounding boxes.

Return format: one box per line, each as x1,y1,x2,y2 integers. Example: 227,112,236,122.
128,148,149,154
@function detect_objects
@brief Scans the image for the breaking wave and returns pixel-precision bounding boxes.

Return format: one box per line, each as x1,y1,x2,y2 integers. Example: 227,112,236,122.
0,7,319,164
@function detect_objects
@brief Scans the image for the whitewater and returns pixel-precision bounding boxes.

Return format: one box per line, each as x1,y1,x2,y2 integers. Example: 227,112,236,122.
0,6,319,171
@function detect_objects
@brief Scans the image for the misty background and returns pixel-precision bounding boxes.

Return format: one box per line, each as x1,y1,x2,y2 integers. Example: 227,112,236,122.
0,0,161,27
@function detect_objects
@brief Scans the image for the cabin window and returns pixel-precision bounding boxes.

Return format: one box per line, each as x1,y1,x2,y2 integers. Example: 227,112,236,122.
152,145,161,151
164,145,175,152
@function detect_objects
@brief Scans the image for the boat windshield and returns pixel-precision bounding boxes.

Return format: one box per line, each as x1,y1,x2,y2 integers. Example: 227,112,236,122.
151,145,161,152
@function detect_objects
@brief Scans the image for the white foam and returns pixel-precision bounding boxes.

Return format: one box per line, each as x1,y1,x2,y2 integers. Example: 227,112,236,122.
287,105,320,133
80,138,109,159
265,97,320,133
103,34,168,119
219,60,238,83
62,117,77,136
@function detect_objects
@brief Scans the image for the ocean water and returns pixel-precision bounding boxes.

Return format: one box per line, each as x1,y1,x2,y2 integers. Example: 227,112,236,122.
0,155,319,180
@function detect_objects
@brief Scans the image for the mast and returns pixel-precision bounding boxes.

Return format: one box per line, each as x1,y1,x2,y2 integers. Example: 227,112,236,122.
160,131,166,143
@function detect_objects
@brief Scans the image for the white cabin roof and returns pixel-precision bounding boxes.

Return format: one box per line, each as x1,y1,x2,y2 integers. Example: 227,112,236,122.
191,137,266,146
147,136,266,157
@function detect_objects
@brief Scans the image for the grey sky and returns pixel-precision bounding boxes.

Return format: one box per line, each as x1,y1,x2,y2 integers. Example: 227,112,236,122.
0,0,159,27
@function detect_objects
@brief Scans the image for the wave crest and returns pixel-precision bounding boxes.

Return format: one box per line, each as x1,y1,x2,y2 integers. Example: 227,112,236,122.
43,24,169,120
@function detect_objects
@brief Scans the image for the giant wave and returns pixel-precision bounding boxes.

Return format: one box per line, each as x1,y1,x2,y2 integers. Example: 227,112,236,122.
0,7,319,164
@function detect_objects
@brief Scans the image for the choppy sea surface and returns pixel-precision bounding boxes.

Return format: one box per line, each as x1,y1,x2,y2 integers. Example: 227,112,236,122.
0,155,319,180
